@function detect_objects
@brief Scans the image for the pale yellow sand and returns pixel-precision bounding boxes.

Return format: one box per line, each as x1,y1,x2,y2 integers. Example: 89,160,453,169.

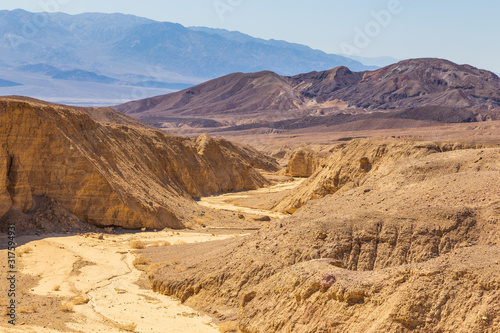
1,231,231,332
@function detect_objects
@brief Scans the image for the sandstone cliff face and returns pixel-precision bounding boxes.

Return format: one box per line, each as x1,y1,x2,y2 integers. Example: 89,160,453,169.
0,98,275,230
285,147,321,177
145,141,500,333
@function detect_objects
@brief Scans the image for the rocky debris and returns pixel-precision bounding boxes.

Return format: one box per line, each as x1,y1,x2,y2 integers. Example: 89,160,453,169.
315,232,327,240
0,98,276,230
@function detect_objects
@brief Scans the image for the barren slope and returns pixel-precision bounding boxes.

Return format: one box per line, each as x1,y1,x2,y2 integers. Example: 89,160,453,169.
0,97,278,231
115,58,500,132
143,139,500,332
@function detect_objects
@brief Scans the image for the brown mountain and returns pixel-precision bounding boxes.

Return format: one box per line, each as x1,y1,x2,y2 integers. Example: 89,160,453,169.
115,58,500,131
0,97,278,232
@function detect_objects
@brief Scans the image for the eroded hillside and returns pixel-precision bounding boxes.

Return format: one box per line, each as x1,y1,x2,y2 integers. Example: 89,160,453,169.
143,138,500,332
0,98,278,231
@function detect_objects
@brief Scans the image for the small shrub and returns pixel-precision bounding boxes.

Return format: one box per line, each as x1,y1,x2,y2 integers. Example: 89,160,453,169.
147,263,162,273
72,296,90,305
2,307,9,316
117,322,137,332
174,240,186,245
133,257,151,267
18,246,33,257
59,302,74,312
19,305,37,313
219,320,238,332
184,222,195,229
130,241,146,249
52,285,61,291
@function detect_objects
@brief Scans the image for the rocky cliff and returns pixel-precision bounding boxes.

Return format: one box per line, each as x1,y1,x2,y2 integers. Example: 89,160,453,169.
0,97,277,231
285,147,322,178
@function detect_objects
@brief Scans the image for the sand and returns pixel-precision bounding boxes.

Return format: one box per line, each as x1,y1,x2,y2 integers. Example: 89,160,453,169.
0,230,236,332
197,178,305,218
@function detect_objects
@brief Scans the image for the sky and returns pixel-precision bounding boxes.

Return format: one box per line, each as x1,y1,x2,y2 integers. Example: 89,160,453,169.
2,0,499,73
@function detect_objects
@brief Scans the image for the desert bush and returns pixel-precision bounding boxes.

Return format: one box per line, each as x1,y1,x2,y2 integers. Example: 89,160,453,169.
72,296,90,305
59,302,74,312
2,307,9,316
133,257,151,267
18,246,33,257
147,263,162,274
184,222,195,229
52,285,61,291
174,240,186,245
19,305,37,313
130,241,146,249
117,322,137,332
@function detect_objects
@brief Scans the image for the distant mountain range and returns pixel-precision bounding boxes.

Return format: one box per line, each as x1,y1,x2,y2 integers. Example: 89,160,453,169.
115,58,500,133
0,9,377,106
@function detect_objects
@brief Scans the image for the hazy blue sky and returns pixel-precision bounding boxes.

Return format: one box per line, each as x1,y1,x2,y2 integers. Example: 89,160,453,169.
2,0,499,72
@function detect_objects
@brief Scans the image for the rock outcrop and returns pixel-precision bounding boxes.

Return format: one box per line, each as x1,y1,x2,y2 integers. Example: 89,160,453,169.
285,147,321,177
0,97,276,230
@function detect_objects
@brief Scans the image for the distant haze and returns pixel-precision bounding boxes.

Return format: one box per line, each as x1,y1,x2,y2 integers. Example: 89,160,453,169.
0,0,498,74
0,10,371,106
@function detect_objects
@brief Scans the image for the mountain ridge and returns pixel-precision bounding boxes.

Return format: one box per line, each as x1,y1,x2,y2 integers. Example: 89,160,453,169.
0,9,375,105
115,58,500,132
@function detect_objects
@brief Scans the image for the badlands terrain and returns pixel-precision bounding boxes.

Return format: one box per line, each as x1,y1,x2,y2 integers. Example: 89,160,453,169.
1,58,500,332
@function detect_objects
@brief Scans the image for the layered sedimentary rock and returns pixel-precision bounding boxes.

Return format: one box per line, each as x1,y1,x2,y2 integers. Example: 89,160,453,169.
146,140,500,332
0,98,277,230
275,138,489,214
285,147,321,177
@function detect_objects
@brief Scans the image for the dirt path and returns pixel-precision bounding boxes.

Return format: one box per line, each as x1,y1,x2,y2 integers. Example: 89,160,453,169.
197,178,305,219
1,231,233,332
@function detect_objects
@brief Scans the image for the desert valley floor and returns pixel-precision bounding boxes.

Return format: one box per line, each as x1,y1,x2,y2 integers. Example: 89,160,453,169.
1,64,500,333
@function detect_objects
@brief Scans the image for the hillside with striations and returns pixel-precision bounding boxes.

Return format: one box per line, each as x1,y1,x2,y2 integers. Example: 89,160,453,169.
0,97,278,232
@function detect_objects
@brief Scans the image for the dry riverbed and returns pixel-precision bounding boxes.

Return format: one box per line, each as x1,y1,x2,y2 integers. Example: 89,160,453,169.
197,178,305,218
0,230,237,332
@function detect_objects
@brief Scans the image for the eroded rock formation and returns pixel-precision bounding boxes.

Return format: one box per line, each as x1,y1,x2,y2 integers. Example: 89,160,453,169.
144,139,500,332
0,98,277,230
